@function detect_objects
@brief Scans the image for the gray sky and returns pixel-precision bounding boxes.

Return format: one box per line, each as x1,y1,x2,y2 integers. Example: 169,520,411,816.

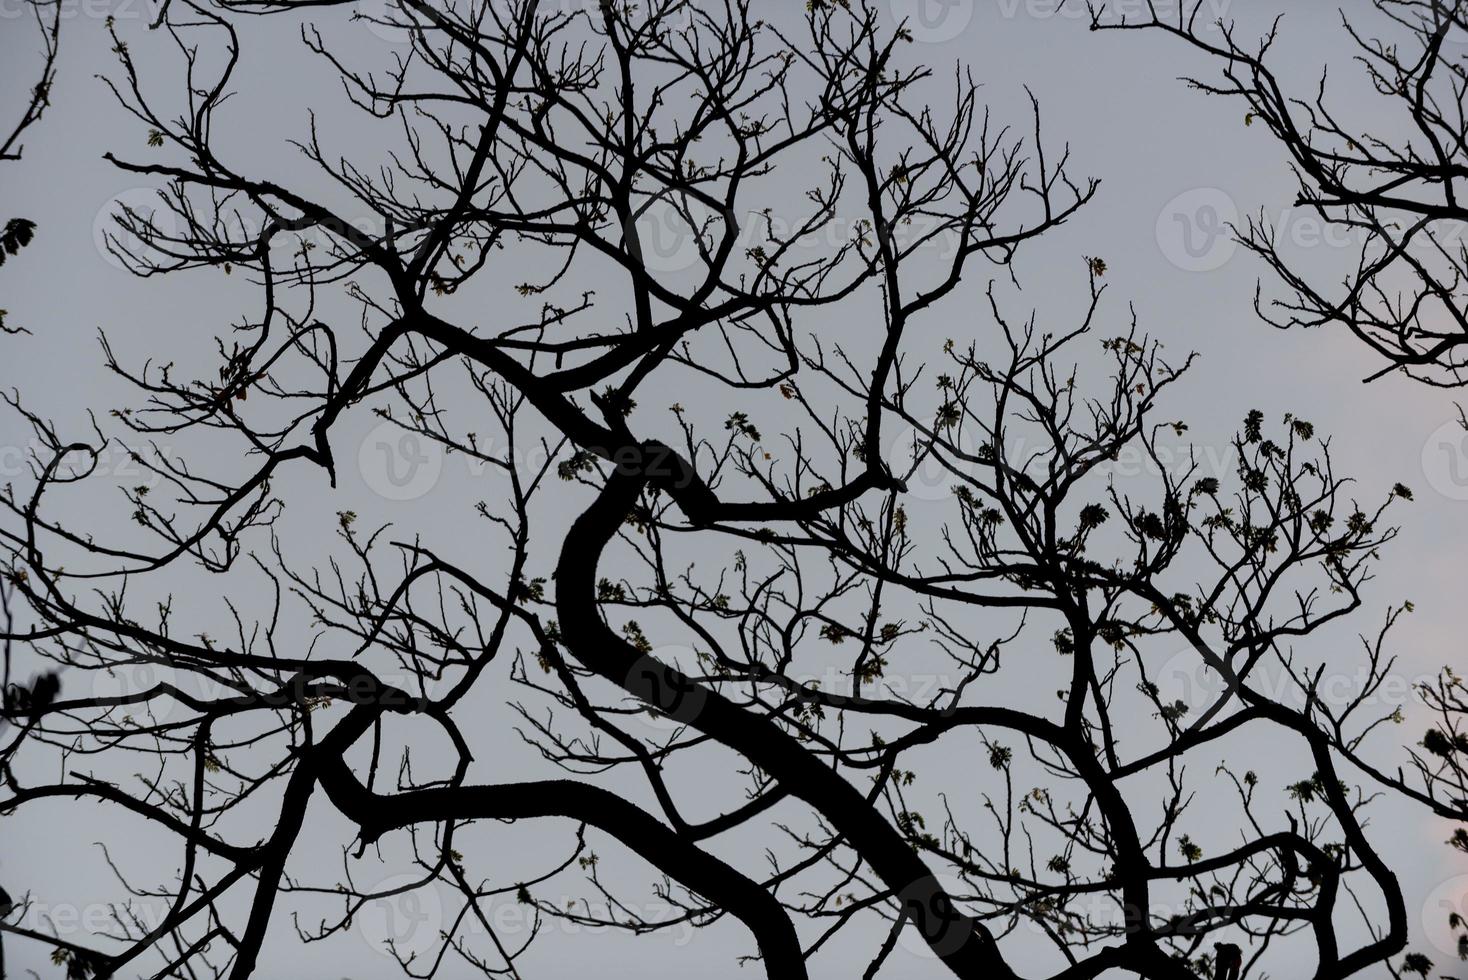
2,0,1466,977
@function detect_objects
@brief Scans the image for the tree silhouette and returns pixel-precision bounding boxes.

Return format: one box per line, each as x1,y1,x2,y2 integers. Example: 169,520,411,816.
0,0,59,336
1094,0,1468,388
0,5,61,970
0,2,1433,978
1098,3,1468,973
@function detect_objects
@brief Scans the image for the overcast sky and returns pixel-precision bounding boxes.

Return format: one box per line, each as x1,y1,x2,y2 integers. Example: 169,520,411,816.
3,1,1467,977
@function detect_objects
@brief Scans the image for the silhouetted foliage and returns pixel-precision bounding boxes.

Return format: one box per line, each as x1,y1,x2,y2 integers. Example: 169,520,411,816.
1099,3,1468,975
1096,0,1468,387
0,0,58,306
0,2,1436,978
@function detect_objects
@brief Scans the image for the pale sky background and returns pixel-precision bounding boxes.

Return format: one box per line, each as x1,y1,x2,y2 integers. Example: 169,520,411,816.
2,1,1468,977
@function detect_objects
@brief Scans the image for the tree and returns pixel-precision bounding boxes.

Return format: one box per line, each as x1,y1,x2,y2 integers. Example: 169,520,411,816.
1093,0,1468,388
0,2,1427,978
0,0,60,335
1096,3,1468,972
